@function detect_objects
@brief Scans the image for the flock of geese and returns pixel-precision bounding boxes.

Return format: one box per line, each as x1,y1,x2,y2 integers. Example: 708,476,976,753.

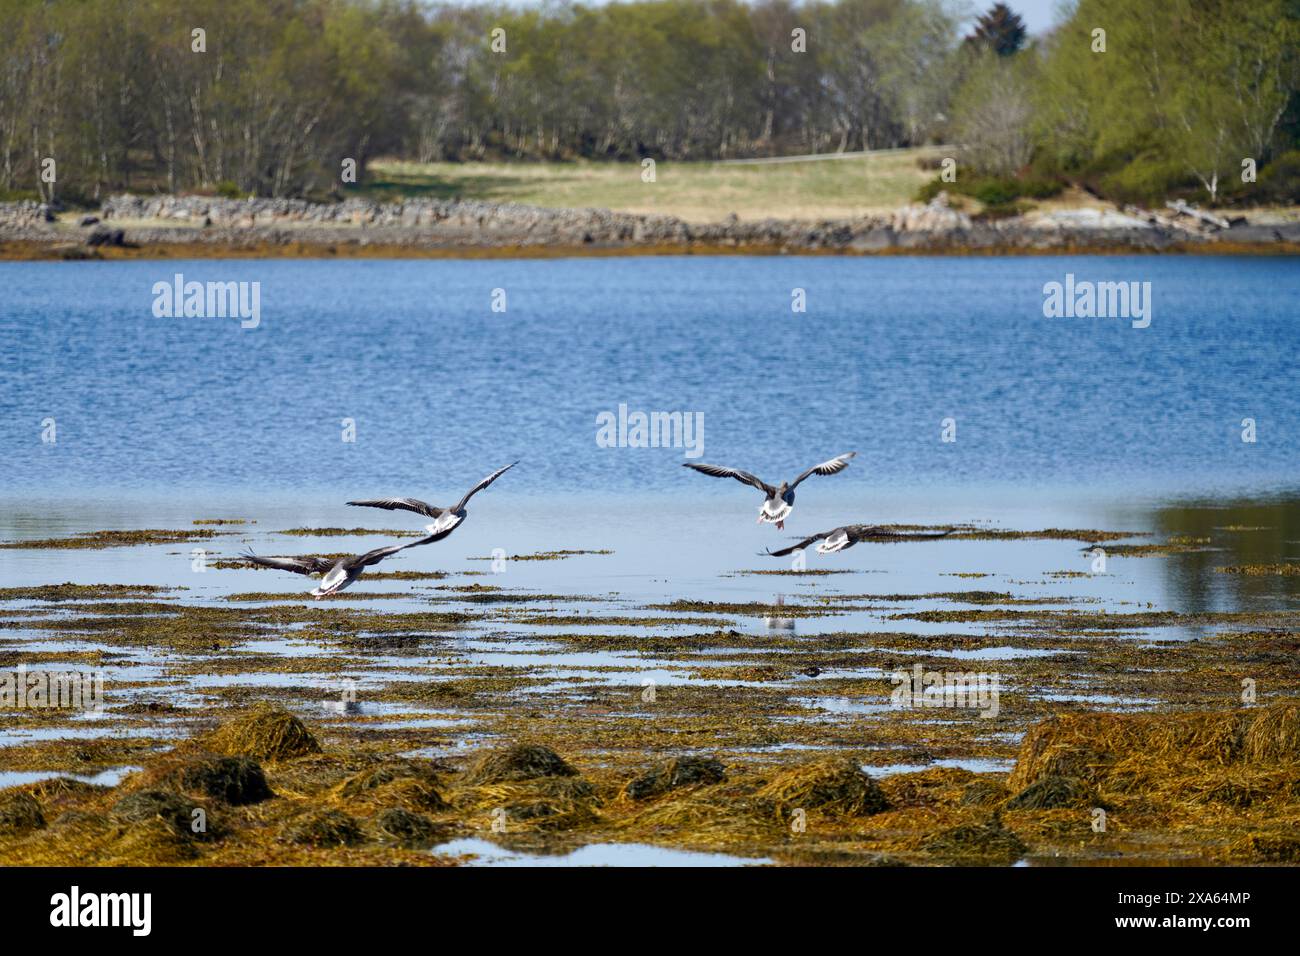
242,452,947,598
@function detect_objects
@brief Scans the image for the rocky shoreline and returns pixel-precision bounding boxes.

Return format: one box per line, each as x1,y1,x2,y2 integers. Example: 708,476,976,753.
2,192,1298,257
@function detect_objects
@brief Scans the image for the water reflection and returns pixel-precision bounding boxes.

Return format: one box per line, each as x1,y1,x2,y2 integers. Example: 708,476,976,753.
763,594,797,635
432,837,769,867
1148,496,1300,614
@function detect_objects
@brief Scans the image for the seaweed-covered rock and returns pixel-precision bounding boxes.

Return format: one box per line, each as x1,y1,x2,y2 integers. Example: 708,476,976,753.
493,782,600,831
1243,703,1300,763
960,779,1011,807
623,756,726,800
280,809,364,847
758,758,890,816
1005,774,1093,810
1009,709,1247,789
336,763,434,797
372,808,448,848
335,764,449,813
179,756,273,805
464,744,577,785
110,816,202,863
921,813,1027,863
455,770,598,832
204,707,321,762
0,790,46,834
377,777,450,814
112,790,204,838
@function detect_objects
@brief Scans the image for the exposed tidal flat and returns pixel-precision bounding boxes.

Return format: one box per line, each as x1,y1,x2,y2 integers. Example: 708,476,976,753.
1,493,1299,867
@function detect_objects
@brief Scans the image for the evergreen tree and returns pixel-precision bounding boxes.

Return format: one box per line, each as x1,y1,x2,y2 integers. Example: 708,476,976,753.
965,3,1027,57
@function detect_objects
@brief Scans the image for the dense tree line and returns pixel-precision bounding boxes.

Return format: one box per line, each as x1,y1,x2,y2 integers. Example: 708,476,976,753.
1031,0,1300,204
0,0,1296,205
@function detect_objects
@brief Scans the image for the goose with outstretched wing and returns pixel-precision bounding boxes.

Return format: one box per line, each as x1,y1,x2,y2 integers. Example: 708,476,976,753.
346,462,518,536
766,524,952,557
240,527,450,599
683,453,856,529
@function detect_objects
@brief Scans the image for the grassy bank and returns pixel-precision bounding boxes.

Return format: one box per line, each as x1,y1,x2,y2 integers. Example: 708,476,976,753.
363,149,947,223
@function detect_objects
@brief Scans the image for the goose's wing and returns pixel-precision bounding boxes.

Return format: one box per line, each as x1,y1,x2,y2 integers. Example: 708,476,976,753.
402,524,460,548
241,550,334,576
344,526,458,571
344,542,416,570
683,463,775,496
453,461,518,511
765,531,830,557
345,497,444,519
790,452,857,490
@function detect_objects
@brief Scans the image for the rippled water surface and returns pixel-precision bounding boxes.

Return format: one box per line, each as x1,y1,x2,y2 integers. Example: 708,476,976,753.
2,255,1296,494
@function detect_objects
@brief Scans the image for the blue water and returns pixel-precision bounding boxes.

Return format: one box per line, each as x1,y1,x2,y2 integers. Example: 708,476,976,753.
1,255,1296,496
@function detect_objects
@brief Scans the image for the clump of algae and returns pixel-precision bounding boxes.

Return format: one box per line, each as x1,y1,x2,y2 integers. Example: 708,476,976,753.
1215,563,1300,576
330,762,449,814
1011,703,1300,789
177,756,274,805
0,583,171,601
960,778,1011,808
452,773,599,833
756,758,890,817
450,745,601,833
1005,774,1095,810
1003,700,1300,862
372,807,448,848
0,791,46,835
921,812,1027,863
108,816,204,864
622,756,726,801
112,790,208,839
122,749,274,809
1242,702,1300,763
463,744,577,786
281,809,365,847
202,706,321,762
1009,708,1250,791
0,529,219,550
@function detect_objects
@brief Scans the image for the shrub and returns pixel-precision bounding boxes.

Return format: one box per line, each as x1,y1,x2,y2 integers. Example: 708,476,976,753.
1256,150,1300,204
1098,156,1198,206
970,178,1020,205
914,173,1062,207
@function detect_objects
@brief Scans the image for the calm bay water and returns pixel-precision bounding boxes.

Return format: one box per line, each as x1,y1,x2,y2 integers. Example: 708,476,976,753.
1,255,1296,497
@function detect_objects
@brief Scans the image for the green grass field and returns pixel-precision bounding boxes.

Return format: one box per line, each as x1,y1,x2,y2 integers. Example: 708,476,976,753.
365,148,949,223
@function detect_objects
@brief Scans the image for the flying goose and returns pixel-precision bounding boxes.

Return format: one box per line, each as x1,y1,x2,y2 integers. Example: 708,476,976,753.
241,528,450,599
683,453,857,529
766,524,952,557
346,462,518,535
